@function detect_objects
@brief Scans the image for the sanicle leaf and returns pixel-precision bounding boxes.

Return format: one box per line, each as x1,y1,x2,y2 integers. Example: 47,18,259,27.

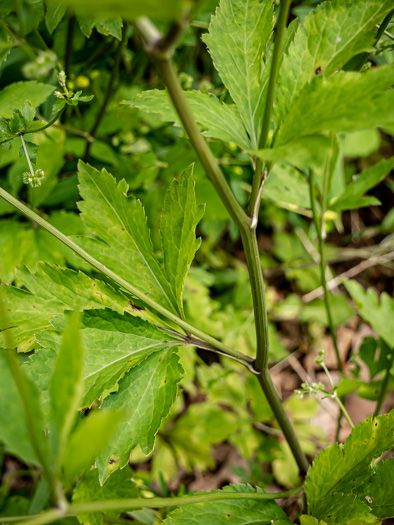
126,90,251,150
161,165,204,318
96,348,184,483
202,0,274,149
77,161,202,319
305,411,394,520
275,0,394,127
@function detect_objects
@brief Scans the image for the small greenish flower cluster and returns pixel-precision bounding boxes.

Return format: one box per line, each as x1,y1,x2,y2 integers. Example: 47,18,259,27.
22,168,45,188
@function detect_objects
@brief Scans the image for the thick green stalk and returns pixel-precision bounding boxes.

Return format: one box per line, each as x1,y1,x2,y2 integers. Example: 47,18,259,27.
0,186,252,367
248,0,291,223
308,171,343,374
134,21,309,476
84,23,129,159
2,486,303,525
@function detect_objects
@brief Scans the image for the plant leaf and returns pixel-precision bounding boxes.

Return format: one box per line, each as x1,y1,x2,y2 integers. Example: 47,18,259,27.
45,0,67,33
276,67,394,147
0,262,134,352
305,411,394,517
96,348,184,483
308,493,377,525
161,165,204,318
202,0,274,149
27,308,179,413
77,15,123,39
0,81,55,119
62,409,125,485
329,157,394,211
126,90,251,150
275,0,394,126
355,458,394,519
49,312,83,462
77,161,180,316
163,483,292,524
343,279,394,346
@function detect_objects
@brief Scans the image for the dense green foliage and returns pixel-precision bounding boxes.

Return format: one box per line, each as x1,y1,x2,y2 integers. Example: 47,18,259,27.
0,0,393,524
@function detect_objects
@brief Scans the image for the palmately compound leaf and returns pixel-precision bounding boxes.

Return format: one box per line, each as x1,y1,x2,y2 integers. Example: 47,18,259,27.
26,308,180,415
125,90,251,150
275,0,394,127
305,411,394,518
77,161,180,316
329,157,394,211
49,312,83,462
343,279,394,346
72,468,139,525
275,67,394,147
161,165,204,318
96,348,184,483
62,409,125,486
356,458,394,519
202,0,274,149
0,262,134,352
163,483,292,524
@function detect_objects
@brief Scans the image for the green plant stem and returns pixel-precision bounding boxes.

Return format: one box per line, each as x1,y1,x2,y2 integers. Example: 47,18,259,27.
309,171,343,374
333,393,354,429
134,20,309,477
0,185,252,368
153,55,249,231
19,135,35,176
1,486,304,525
0,295,65,510
373,346,394,417
258,370,309,475
248,0,291,224
84,23,128,159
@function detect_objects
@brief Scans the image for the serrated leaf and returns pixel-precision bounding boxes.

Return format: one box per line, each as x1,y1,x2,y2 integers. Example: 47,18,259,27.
356,458,394,519
309,494,377,525
49,312,83,461
343,279,394,346
0,82,55,119
28,308,179,413
163,483,292,524
276,67,394,147
127,90,251,150
275,0,394,126
97,348,184,483
62,410,125,485
53,0,185,20
330,157,394,211
202,0,274,149
161,165,204,318
21,100,36,128
77,15,123,39
0,262,134,352
45,0,66,33
305,412,394,517
72,468,138,525
77,161,180,316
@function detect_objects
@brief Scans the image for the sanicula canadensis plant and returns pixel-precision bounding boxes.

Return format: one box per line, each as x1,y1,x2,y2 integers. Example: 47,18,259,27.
0,0,393,524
